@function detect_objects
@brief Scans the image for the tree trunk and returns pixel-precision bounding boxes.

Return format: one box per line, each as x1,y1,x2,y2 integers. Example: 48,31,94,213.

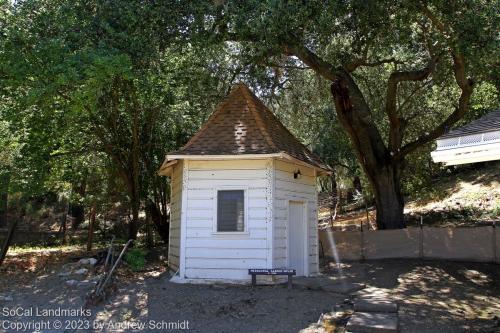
329,169,339,225
147,199,169,243
145,205,153,248
69,181,86,230
0,216,17,267
87,204,96,252
69,203,85,230
330,72,405,229
129,93,141,241
59,199,70,245
0,173,10,227
370,164,405,229
129,201,139,241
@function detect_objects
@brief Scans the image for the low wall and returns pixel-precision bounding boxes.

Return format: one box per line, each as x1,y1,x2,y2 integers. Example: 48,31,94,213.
319,226,499,263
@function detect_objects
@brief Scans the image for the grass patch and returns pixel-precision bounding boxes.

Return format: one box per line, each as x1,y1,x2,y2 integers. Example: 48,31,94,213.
124,248,148,271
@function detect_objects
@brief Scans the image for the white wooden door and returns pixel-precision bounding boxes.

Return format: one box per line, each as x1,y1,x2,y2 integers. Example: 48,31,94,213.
288,201,305,276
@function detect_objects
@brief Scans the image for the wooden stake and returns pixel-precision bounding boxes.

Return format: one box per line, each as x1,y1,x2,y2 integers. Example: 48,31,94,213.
0,218,17,267
87,204,96,252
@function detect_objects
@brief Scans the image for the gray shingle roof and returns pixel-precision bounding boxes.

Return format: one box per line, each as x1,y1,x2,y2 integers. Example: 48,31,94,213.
440,109,500,139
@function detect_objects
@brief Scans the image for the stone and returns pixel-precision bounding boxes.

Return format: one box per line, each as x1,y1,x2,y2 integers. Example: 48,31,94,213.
74,268,88,275
66,280,79,287
78,258,90,265
293,277,323,289
354,300,398,313
90,276,102,283
58,271,72,277
210,284,226,290
346,312,398,333
293,277,365,294
321,282,366,294
76,280,96,289
79,258,98,266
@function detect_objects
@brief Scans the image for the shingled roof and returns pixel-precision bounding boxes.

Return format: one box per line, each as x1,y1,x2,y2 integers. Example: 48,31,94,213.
440,109,500,139
165,83,330,172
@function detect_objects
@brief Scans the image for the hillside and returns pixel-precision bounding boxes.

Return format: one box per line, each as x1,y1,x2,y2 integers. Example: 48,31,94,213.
405,160,500,227
320,160,500,230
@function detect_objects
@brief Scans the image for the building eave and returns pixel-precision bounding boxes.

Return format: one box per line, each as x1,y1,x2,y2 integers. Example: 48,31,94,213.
431,141,500,166
159,152,332,176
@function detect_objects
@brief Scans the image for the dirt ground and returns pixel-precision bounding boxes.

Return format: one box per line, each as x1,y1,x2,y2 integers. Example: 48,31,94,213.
323,259,500,333
1,251,499,332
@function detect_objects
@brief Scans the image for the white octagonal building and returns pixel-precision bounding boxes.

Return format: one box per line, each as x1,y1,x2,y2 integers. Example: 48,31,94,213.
158,83,330,283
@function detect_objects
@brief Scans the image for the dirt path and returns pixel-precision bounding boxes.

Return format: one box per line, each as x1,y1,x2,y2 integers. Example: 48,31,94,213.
324,259,500,332
1,265,339,332
1,257,499,332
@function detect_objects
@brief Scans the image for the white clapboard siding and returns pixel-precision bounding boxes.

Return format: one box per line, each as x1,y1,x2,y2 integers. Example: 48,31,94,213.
274,159,315,176
188,178,268,190
189,159,268,170
189,169,268,180
185,268,254,280
168,157,320,281
182,159,271,280
168,161,183,270
187,209,213,219
185,238,267,249
187,199,213,209
186,248,268,259
275,169,316,186
275,180,316,195
273,160,319,276
186,258,267,269
186,227,267,239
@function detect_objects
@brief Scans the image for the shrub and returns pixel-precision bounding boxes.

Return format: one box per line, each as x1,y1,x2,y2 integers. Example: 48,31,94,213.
491,205,500,218
124,248,147,271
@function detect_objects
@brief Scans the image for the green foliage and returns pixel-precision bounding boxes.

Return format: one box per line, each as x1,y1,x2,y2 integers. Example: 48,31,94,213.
195,0,498,206
0,0,498,232
0,0,233,237
124,248,147,272
492,205,500,218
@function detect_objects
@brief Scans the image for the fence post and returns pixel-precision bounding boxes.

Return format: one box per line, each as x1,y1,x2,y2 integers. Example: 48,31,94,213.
493,221,497,264
360,220,365,261
419,216,424,259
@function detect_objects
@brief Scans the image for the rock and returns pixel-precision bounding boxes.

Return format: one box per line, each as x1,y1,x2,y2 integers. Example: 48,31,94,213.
346,312,398,333
211,284,226,290
66,280,79,287
90,276,101,283
321,282,366,294
74,268,88,275
79,258,98,266
293,277,365,294
76,280,96,289
78,258,90,265
58,271,72,277
354,300,398,313
0,295,13,301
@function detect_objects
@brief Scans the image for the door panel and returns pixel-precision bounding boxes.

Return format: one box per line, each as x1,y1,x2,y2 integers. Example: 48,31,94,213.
288,201,305,276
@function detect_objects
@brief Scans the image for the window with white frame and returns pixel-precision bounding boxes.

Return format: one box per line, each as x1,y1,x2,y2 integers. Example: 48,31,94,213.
217,190,244,232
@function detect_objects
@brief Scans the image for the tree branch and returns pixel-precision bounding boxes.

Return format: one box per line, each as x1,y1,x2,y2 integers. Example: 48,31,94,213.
345,57,403,72
282,43,339,81
397,5,475,157
385,57,437,150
